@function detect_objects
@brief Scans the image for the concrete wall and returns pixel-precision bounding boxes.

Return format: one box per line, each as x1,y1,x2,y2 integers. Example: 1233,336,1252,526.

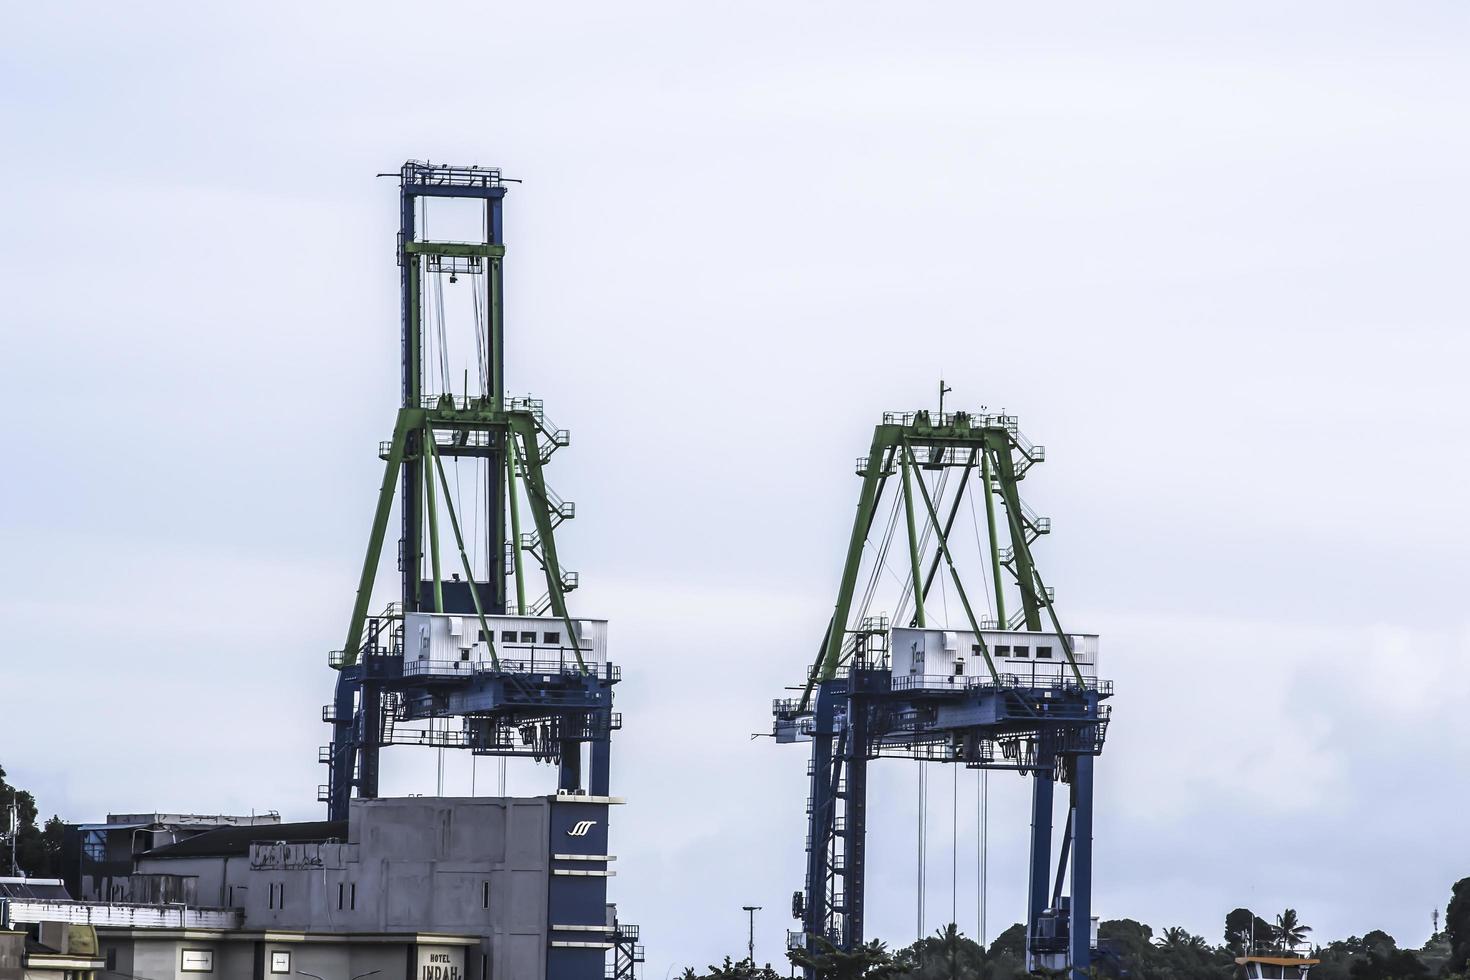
140,798,551,980
133,856,250,909
0,932,23,980
97,931,448,980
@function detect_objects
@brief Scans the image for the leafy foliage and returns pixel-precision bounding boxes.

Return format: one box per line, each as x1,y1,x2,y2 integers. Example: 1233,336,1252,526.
1272,909,1313,952
0,762,65,878
1449,876,1470,974
788,936,902,980
680,957,785,980
689,881,1470,980
1347,947,1428,980
1224,908,1277,955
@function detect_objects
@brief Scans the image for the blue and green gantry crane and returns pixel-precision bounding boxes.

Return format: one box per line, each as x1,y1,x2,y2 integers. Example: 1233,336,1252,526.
774,405,1113,979
322,161,619,817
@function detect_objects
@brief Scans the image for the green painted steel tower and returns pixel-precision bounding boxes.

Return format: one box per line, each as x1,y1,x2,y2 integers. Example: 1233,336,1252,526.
322,162,619,823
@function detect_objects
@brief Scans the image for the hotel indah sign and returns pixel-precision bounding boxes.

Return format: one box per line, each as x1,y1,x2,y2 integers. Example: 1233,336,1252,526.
416,946,465,980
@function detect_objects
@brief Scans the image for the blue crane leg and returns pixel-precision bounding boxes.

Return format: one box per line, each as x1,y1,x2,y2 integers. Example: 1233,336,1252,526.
843,700,867,949
329,670,359,821
1027,769,1053,968
1068,754,1094,980
559,742,583,792
590,728,611,796
802,683,838,979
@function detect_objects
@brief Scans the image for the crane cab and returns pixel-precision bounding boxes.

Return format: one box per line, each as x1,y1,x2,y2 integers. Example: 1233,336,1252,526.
889,626,1098,688
402,611,608,675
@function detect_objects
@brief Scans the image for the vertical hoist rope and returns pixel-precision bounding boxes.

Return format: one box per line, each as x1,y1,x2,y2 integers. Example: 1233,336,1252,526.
917,763,926,940
951,763,958,928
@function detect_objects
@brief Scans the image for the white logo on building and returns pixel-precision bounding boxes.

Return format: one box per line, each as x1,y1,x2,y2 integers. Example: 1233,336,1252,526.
567,820,597,837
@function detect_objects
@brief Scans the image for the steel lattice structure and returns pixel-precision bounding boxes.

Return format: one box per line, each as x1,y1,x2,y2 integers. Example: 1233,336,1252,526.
323,162,617,819
774,407,1112,980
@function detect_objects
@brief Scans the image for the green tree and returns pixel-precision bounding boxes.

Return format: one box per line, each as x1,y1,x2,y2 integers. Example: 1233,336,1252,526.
0,762,64,879
986,924,1026,962
1224,909,1276,955
1099,919,1154,967
1347,947,1427,980
680,957,784,980
1272,910,1312,953
891,924,996,980
1417,930,1452,977
789,936,901,980
1448,876,1470,974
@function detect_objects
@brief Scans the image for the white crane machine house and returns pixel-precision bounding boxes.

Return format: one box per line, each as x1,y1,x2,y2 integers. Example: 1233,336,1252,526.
402,612,609,676
888,626,1099,687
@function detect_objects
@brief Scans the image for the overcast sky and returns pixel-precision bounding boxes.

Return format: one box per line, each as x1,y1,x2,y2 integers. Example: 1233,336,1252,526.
3,1,1469,973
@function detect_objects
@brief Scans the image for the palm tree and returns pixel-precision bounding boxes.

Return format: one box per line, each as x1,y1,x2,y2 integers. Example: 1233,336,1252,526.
1158,934,1205,952
1272,909,1312,952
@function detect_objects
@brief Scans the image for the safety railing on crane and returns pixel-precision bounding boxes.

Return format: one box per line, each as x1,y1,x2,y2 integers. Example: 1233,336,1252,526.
400,657,616,681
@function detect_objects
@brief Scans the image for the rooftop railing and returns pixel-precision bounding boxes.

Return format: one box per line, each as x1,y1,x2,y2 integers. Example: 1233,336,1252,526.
0,898,242,930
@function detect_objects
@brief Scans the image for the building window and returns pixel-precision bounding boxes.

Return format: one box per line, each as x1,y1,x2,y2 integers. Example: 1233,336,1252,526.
543,631,560,644
482,880,490,909
1013,646,1029,658
1036,646,1053,659
268,882,285,910
106,949,118,971
350,883,356,910
477,629,486,642
993,645,1010,656
270,952,291,975
500,630,516,643
180,949,214,973
338,882,345,909
519,631,536,643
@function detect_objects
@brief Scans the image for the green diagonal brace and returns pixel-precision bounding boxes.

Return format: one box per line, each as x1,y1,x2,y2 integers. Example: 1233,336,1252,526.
428,440,500,670
991,437,1043,630
804,427,897,706
508,415,588,674
1027,563,1087,688
424,423,444,613
900,442,926,628
914,449,976,623
981,450,1007,627
340,410,415,667
507,442,527,615
905,444,1000,683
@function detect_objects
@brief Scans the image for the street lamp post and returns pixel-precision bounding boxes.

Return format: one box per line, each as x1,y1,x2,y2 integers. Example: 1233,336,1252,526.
742,906,762,966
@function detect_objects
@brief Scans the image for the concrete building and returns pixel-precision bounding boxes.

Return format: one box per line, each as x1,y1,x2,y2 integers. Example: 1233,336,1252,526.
1,881,107,980
31,795,640,980
65,815,283,906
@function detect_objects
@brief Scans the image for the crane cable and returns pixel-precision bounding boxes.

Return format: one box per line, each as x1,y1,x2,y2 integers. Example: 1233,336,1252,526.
917,762,926,941
965,468,996,946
